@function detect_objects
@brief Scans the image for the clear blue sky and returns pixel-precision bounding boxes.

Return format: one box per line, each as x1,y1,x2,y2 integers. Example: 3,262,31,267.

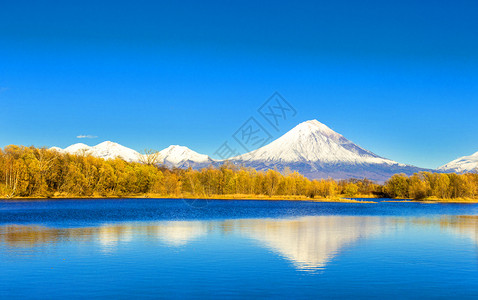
1,0,477,169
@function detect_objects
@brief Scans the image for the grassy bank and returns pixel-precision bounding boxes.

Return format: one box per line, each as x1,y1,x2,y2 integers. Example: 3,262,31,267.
384,197,478,204
1,193,376,203
5,192,478,204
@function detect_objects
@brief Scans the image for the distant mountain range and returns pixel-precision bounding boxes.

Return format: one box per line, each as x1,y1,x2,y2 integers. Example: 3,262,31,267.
51,141,212,168
51,119,477,182
51,141,140,162
438,151,478,173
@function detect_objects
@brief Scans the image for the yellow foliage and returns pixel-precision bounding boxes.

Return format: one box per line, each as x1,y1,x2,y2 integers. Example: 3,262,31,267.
1,145,477,201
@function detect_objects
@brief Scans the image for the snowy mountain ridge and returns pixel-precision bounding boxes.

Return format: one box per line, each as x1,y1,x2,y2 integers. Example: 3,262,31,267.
53,141,142,162
228,120,423,181
159,145,212,168
51,141,210,167
231,120,403,166
439,151,478,173
50,119,468,181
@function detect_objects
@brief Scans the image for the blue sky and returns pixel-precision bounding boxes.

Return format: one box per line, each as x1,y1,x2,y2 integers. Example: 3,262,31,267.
1,0,477,168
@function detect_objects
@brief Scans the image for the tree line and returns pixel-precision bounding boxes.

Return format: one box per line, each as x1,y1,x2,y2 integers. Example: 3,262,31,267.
382,172,478,200
0,145,477,200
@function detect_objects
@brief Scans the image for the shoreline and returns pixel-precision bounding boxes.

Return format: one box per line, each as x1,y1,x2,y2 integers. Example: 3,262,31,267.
1,194,478,204
0,194,376,203
382,199,478,204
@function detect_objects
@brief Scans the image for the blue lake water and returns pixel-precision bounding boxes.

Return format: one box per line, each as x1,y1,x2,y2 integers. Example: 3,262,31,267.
1,198,478,299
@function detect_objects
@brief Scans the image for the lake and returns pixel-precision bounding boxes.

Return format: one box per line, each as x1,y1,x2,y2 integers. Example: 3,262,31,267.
1,199,478,299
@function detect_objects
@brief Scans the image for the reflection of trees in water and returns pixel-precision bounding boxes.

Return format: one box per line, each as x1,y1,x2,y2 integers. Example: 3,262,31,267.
2,216,475,270
397,216,478,246
440,216,478,246
0,222,211,248
0,217,387,271
0,225,97,247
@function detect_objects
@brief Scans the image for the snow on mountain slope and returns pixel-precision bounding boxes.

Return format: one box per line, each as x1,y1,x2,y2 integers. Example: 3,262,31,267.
89,141,141,162
233,120,400,165
49,146,63,152
439,151,478,173
159,145,211,168
63,143,91,153
49,119,431,181
53,141,141,162
51,142,212,167
229,120,426,182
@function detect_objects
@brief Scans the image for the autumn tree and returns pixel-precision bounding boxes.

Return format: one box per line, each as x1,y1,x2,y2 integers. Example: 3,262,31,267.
138,149,162,166
384,174,409,198
2,145,478,201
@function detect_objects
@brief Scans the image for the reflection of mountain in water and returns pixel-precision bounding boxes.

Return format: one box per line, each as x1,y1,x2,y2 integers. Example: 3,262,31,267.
94,222,211,247
2,216,476,270
148,221,209,246
0,222,210,249
0,217,388,270
233,216,386,270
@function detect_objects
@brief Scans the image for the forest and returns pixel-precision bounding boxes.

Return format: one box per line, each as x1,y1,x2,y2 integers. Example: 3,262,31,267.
1,145,477,201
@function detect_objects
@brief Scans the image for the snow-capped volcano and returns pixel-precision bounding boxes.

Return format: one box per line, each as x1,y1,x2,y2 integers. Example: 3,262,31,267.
233,120,400,165
230,120,426,182
52,141,141,162
63,143,91,154
49,119,431,181
159,145,212,168
91,141,142,162
439,151,478,173
51,142,212,167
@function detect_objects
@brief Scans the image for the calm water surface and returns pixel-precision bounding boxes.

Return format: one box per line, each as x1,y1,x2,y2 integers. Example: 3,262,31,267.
1,199,478,299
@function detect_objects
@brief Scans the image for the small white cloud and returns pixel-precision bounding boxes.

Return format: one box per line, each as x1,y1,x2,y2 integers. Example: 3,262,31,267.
77,135,98,139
